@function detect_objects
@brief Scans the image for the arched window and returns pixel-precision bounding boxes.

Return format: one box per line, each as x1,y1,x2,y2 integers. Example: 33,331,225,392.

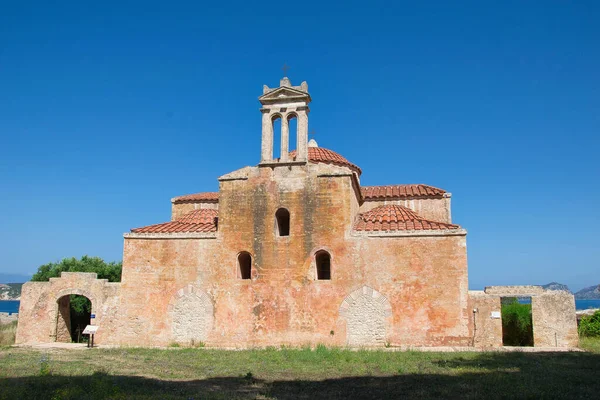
315,250,331,280
275,208,290,237
238,252,252,280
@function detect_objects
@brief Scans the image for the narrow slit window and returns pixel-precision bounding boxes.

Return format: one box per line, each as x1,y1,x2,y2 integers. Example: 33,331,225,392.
316,251,331,280
238,252,252,280
275,208,290,237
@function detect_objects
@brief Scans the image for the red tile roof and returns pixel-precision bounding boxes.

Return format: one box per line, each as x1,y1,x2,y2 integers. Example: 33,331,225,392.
361,184,446,200
131,209,218,234
172,192,219,204
289,147,362,175
354,204,459,232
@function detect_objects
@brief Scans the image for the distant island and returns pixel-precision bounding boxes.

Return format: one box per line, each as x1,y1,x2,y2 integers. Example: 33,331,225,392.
574,284,600,300
542,282,571,292
0,283,22,301
541,282,600,300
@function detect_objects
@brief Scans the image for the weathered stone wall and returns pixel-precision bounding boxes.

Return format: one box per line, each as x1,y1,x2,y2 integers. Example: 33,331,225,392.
339,286,392,346
468,291,503,347
15,272,121,345
532,291,579,348
360,196,452,223
55,295,71,342
117,236,216,345
467,287,578,348
115,163,470,347
171,201,218,220
484,286,544,296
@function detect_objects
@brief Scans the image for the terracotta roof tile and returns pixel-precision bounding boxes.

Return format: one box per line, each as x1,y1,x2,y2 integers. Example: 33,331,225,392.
172,192,219,204
131,209,218,234
354,205,459,232
361,184,446,200
289,147,362,175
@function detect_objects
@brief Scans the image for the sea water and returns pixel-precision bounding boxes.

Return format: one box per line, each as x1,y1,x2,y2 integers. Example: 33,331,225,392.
0,300,20,314
576,299,600,310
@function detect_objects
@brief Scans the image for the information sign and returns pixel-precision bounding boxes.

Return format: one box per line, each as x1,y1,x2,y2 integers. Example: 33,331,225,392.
83,325,99,335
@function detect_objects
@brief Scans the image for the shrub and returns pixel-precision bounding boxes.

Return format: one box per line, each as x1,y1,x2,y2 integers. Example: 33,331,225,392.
579,310,600,337
501,298,533,346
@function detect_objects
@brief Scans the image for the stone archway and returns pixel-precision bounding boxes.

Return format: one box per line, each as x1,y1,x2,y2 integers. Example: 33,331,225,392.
339,286,392,346
168,285,214,344
54,289,95,343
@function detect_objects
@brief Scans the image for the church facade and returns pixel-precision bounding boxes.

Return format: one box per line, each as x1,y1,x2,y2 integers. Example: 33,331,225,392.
16,78,578,348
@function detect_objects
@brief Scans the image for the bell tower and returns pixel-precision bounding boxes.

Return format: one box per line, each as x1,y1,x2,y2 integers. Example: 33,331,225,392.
258,77,311,165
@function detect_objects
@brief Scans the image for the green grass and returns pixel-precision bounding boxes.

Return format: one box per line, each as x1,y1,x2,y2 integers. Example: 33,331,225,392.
579,336,600,353
0,321,17,346
1,344,599,399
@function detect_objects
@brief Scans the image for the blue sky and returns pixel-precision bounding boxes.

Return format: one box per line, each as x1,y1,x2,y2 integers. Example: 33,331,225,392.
0,1,598,290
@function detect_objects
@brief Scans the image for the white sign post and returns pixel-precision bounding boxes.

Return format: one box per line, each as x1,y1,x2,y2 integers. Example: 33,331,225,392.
83,325,99,348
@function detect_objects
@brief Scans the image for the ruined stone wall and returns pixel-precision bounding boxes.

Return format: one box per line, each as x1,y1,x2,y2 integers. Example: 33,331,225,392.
360,197,451,223
532,291,579,348
15,272,121,345
171,201,218,220
115,163,469,347
0,313,18,324
466,287,578,349
468,291,503,347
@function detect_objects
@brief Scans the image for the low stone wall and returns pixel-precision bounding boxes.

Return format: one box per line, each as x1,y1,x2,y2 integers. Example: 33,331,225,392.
468,291,502,348
0,312,18,325
468,286,578,348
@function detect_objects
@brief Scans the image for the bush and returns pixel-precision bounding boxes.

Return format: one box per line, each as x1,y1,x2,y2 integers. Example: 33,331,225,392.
501,298,534,346
579,310,600,337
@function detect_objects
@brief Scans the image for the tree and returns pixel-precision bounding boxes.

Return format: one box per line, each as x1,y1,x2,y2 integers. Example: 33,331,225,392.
31,256,122,317
31,256,122,283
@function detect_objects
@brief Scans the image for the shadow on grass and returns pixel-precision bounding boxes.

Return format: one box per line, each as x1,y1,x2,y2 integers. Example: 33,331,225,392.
1,351,599,400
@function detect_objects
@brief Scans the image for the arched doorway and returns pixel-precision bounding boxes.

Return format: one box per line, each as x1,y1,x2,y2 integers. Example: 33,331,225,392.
55,294,92,343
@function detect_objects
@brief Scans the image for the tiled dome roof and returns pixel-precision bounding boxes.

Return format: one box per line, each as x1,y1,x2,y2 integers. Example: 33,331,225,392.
289,147,362,176
354,205,459,232
131,209,218,233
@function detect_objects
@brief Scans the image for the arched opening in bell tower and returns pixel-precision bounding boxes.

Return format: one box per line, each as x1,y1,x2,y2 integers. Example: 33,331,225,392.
287,113,298,153
271,114,282,160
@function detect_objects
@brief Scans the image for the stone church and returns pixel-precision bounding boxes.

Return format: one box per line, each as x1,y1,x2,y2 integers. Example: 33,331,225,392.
16,78,578,348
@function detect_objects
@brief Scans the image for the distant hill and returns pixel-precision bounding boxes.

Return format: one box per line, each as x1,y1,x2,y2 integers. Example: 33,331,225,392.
575,284,600,300
542,282,571,292
0,283,22,300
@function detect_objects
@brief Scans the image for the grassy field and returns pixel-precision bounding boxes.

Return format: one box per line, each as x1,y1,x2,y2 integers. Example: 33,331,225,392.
0,340,599,400
0,321,17,346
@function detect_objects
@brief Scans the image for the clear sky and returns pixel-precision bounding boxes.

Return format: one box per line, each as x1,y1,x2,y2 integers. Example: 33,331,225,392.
1,1,598,291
